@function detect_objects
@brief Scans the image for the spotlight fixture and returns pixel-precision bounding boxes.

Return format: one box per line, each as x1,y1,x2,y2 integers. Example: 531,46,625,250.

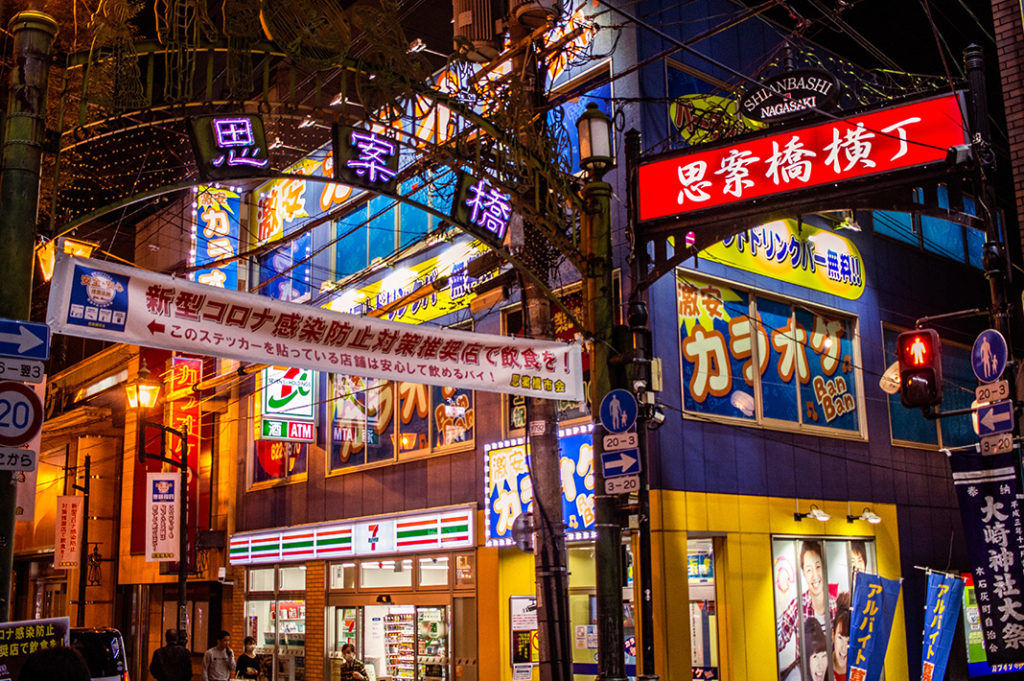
795,505,831,522
847,508,882,524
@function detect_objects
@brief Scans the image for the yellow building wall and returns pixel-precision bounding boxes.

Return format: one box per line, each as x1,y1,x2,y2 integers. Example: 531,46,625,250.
652,490,907,681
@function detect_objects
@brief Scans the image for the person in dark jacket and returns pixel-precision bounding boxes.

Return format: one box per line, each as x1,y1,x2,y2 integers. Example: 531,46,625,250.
337,643,366,681
150,629,193,681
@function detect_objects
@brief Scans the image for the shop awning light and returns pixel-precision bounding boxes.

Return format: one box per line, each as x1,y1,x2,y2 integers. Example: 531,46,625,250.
795,504,830,522
847,508,882,524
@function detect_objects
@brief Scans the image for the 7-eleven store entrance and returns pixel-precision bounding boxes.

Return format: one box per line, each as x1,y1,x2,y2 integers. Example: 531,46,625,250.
230,505,479,681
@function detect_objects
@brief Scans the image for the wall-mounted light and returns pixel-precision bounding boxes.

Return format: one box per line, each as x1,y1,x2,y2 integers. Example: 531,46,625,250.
847,508,882,524
795,504,831,522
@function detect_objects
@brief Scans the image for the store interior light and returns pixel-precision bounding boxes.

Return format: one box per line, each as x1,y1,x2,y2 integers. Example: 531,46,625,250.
794,504,831,522
847,508,882,524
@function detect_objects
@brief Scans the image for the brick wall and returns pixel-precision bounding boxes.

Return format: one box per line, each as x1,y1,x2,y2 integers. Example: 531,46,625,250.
304,562,326,681
993,0,1024,246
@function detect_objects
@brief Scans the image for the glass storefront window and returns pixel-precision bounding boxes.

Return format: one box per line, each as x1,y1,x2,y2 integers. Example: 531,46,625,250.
330,563,357,590
279,566,306,590
688,538,719,679
418,557,449,587
361,559,414,588
249,568,275,592
772,537,875,681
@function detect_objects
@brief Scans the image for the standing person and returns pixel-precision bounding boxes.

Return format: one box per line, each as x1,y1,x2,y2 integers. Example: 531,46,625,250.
337,643,366,681
151,629,192,681
235,637,260,680
203,631,236,681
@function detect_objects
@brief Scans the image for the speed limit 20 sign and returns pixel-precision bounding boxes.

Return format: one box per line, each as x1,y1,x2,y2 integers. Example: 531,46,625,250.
0,381,43,447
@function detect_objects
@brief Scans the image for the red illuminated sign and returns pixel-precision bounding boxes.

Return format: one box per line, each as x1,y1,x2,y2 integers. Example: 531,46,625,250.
900,334,933,367
637,93,967,223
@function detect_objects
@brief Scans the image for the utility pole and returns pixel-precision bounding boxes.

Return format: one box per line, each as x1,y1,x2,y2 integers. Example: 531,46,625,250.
0,10,58,622
73,455,91,627
582,147,627,681
508,7,573,680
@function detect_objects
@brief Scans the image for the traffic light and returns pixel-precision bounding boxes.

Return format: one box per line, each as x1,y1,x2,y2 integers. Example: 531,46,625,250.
897,329,944,409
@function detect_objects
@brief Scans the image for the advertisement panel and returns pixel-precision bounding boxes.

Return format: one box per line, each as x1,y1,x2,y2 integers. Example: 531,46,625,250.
191,186,241,289
772,537,875,681
0,617,70,680
54,495,84,570
483,426,595,545
47,254,585,401
167,356,202,571
257,366,315,442
145,472,180,562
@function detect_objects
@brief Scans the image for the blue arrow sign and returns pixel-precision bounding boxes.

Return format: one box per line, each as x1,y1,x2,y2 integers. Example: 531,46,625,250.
978,400,1015,437
601,448,640,478
600,389,637,434
0,319,49,361
972,329,1008,384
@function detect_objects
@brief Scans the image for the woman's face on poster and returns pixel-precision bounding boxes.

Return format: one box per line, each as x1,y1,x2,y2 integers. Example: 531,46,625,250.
802,549,823,598
833,628,848,669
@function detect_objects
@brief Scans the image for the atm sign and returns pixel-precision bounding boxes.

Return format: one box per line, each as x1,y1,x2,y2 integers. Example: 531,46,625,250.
260,419,315,442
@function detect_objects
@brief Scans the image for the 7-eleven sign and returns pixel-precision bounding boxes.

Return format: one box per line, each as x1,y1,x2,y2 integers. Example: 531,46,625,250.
355,520,395,554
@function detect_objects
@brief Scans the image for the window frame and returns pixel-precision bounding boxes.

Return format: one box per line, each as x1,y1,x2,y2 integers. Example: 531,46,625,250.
676,269,867,440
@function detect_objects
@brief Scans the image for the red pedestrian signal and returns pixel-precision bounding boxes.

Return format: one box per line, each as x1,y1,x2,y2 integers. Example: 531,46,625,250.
896,329,943,409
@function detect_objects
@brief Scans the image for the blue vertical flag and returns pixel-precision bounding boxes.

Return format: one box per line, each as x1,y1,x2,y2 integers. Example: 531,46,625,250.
921,571,964,681
951,451,1024,665
848,573,902,681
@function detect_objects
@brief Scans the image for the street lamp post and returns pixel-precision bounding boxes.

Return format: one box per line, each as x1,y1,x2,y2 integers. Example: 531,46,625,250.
577,103,627,681
126,368,190,645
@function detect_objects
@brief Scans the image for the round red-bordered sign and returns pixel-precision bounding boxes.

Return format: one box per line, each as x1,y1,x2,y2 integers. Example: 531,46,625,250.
0,381,43,447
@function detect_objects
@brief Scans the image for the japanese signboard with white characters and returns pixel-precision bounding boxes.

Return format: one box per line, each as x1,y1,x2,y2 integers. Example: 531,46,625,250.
334,125,400,193
191,186,241,289
47,254,584,401
145,472,180,562
847,573,901,681
951,451,1024,665
188,115,270,181
484,427,595,546
451,172,514,246
638,93,967,224
921,571,964,681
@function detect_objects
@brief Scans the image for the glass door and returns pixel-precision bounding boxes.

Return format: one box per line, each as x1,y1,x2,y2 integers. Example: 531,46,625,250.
328,607,362,680
415,606,448,681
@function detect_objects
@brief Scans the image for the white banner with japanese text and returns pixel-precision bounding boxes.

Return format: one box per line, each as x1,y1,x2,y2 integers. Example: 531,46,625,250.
145,472,180,562
55,495,83,570
46,254,585,401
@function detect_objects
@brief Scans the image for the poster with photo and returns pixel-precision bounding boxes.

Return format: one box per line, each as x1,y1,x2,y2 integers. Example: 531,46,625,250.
772,537,875,681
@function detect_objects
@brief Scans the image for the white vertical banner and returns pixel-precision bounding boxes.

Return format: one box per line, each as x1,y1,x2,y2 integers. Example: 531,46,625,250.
145,472,180,562
55,495,84,570
14,380,44,523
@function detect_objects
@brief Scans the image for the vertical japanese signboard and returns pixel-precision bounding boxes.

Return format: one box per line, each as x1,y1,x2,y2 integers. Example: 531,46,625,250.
921,571,963,681
54,495,84,570
0,617,70,679
951,451,1024,665
145,471,180,562
192,186,241,289
847,573,901,681
167,356,202,570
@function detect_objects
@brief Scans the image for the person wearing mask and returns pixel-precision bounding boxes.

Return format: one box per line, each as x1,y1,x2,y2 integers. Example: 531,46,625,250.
337,643,366,681
150,629,193,681
203,630,236,681
235,636,260,680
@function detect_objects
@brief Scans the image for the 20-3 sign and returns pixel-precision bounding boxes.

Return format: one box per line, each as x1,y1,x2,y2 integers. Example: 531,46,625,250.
0,381,43,447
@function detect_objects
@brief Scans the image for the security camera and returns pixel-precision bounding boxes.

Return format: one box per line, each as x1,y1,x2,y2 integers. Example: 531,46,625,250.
217,567,234,585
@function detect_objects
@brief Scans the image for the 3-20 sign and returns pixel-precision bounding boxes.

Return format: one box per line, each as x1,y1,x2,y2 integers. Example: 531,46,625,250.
0,381,43,447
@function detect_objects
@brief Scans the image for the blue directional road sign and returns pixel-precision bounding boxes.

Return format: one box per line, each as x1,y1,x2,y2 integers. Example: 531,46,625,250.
601,448,640,478
0,319,49,361
600,389,637,434
972,329,1008,384
977,400,1015,437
